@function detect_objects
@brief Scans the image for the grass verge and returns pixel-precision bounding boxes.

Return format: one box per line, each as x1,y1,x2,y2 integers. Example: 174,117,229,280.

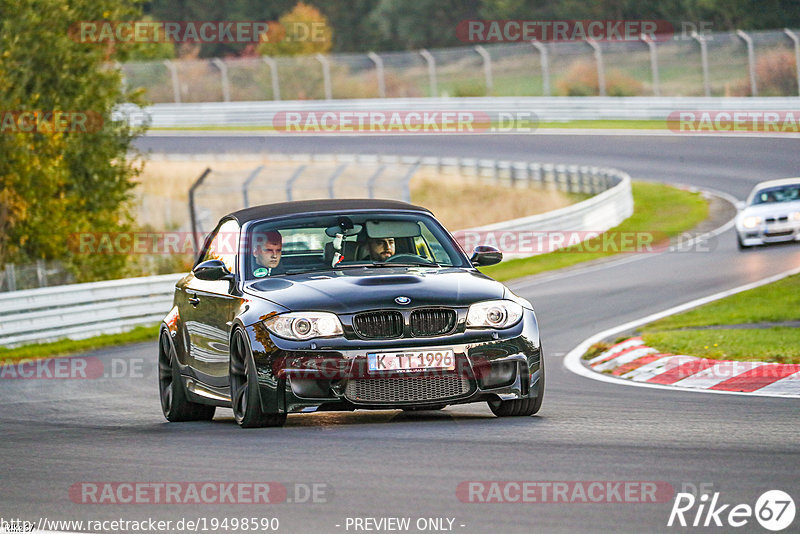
0,325,159,363
642,328,800,364
479,181,709,281
639,273,800,364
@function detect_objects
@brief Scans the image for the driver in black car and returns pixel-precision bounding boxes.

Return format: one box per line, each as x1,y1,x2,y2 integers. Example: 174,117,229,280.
367,237,395,261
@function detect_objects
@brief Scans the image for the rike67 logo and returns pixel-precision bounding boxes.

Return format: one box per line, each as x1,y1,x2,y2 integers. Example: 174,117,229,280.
668,489,795,531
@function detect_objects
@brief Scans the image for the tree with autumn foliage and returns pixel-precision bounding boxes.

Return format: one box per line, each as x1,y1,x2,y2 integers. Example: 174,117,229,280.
0,0,149,281
258,2,333,57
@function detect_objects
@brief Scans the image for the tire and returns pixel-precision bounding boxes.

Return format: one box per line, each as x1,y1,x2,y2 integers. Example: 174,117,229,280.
229,328,286,428
488,359,545,417
158,331,216,422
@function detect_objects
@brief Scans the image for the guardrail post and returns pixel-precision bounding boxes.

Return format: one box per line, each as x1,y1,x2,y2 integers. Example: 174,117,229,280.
211,58,231,102
401,161,420,202
784,29,800,96
640,33,661,96
36,259,47,288
367,52,386,98
692,32,711,97
5,264,16,292
189,167,212,253
555,164,569,192
510,162,528,188
530,41,550,96
262,56,281,100
285,164,307,201
530,163,542,186
585,39,606,96
327,163,348,198
241,165,265,208
367,165,387,198
542,164,555,191
163,60,181,103
736,30,758,96
419,49,438,97
316,54,333,100
474,45,493,95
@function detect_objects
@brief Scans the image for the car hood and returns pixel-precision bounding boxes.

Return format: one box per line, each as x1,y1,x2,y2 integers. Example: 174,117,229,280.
739,200,800,219
243,267,506,313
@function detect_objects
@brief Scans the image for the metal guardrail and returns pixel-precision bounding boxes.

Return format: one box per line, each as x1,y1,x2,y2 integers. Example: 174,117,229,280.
117,96,800,129
456,166,632,258
0,274,180,347
0,157,632,348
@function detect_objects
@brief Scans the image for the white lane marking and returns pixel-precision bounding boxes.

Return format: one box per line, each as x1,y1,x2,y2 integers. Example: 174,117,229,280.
563,265,800,398
758,371,800,395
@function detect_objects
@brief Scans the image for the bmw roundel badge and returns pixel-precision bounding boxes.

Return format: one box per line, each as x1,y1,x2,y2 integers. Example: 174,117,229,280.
395,296,411,305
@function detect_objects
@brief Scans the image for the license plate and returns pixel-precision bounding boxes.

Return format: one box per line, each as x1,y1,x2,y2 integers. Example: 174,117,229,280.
367,349,455,372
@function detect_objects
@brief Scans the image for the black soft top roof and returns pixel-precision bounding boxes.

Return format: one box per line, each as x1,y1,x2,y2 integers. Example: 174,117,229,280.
228,199,431,224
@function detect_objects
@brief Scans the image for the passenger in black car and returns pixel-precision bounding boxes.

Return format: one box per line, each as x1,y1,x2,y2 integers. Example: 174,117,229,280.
252,230,282,277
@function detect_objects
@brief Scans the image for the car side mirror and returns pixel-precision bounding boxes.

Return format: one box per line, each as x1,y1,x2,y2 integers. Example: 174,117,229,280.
470,245,502,267
735,200,746,210
193,259,234,281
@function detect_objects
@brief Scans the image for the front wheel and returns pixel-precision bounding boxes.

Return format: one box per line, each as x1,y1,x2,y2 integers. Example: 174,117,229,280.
229,328,286,428
158,331,215,422
488,361,544,417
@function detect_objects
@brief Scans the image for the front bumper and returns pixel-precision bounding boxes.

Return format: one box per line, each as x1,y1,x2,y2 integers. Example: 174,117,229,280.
737,221,800,246
244,311,542,414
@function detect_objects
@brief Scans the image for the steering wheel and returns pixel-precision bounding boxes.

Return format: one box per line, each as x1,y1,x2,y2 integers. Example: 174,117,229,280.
384,254,435,265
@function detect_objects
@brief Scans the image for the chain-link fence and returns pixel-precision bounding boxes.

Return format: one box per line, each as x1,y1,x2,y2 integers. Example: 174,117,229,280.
122,29,800,102
0,261,74,292
188,154,423,239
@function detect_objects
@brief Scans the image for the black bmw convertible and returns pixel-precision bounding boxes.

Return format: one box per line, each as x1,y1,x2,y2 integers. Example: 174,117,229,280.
159,199,544,427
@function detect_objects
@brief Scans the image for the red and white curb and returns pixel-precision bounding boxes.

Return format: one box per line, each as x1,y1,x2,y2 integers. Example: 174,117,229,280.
587,337,800,395
564,265,800,398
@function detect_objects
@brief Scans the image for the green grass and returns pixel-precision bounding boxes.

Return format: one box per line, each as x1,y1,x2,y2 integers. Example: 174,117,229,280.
642,328,800,364
644,274,800,331
0,325,159,363
479,181,709,281
637,273,800,364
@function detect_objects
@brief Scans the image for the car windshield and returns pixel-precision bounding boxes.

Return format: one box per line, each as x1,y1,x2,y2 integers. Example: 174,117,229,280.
244,211,470,279
750,184,800,205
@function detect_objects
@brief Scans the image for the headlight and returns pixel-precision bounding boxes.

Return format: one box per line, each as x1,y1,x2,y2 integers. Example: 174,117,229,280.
742,216,762,229
263,312,343,340
466,300,523,329
792,212,800,222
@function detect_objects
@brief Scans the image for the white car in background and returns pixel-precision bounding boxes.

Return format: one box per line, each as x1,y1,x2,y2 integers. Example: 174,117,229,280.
736,178,800,249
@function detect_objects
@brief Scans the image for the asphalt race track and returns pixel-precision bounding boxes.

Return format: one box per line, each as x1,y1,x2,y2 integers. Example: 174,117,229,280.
1,133,799,534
